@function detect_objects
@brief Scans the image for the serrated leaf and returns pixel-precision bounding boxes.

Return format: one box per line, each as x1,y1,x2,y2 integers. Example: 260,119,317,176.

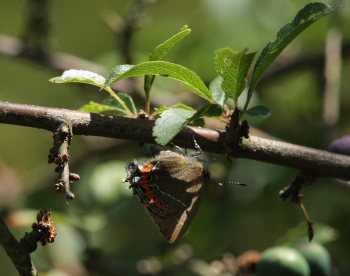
79,93,137,115
209,76,227,107
215,48,256,103
246,105,271,118
244,2,336,110
153,107,196,145
145,25,191,94
104,61,214,102
49,69,106,88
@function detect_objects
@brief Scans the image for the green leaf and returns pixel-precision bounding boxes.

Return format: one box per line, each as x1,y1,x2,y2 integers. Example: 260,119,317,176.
79,101,123,114
188,104,222,127
50,69,136,117
246,105,271,118
49,69,106,88
79,93,137,115
190,118,205,127
209,76,227,107
190,104,222,122
105,64,134,83
153,106,196,145
153,103,222,145
104,61,213,102
244,2,336,110
168,103,196,111
215,47,256,103
145,25,191,94
151,103,194,118
152,105,169,118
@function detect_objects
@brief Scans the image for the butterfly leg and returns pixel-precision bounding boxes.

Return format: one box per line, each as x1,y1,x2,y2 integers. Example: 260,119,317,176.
189,135,203,158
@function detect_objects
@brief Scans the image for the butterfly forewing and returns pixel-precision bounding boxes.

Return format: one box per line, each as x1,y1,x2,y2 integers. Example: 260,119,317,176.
127,151,207,242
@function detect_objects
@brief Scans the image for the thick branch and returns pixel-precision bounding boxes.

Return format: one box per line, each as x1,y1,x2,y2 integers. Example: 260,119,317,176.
0,100,350,180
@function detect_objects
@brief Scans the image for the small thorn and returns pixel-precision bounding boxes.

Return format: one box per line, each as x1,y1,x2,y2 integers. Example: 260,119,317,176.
308,223,314,242
298,202,314,241
69,173,80,181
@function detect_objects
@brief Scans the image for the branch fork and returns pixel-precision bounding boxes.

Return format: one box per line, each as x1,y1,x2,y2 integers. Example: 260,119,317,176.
280,171,316,241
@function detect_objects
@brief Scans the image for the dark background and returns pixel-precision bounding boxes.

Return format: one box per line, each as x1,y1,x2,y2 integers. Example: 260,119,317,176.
0,0,349,275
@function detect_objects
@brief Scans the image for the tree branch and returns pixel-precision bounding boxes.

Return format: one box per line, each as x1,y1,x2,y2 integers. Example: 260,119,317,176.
0,210,57,276
0,217,37,276
1,100,350,180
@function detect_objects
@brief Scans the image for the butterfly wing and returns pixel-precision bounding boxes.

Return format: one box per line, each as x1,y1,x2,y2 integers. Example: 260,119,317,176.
142,152,206,242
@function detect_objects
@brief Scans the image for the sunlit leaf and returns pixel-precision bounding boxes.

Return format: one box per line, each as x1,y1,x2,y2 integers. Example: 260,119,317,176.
49,69,106,88
50,69,136,117
104,61,214,102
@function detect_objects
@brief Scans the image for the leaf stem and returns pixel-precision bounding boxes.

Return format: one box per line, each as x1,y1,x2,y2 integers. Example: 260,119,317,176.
145,91,150,114
105,87,136,117
242,87,252,112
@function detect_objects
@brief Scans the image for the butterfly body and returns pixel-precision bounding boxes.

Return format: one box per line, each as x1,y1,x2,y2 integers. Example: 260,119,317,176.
124,150,208,243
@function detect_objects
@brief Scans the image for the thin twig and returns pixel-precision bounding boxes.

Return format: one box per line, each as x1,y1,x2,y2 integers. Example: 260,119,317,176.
0,210,57,276
1,100,350,180
280,171,316,241
48,123,78,201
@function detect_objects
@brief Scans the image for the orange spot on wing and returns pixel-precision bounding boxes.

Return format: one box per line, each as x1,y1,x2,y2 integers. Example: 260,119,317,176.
140,162,155,173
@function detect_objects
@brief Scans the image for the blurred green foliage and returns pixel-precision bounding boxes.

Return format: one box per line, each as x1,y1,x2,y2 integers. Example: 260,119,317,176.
0,0,349,275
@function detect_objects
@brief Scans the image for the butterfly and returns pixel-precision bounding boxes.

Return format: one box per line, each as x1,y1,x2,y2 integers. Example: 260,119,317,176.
124,149,208,243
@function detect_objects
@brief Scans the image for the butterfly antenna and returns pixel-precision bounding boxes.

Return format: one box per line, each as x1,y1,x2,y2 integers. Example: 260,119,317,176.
215,180,248,187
